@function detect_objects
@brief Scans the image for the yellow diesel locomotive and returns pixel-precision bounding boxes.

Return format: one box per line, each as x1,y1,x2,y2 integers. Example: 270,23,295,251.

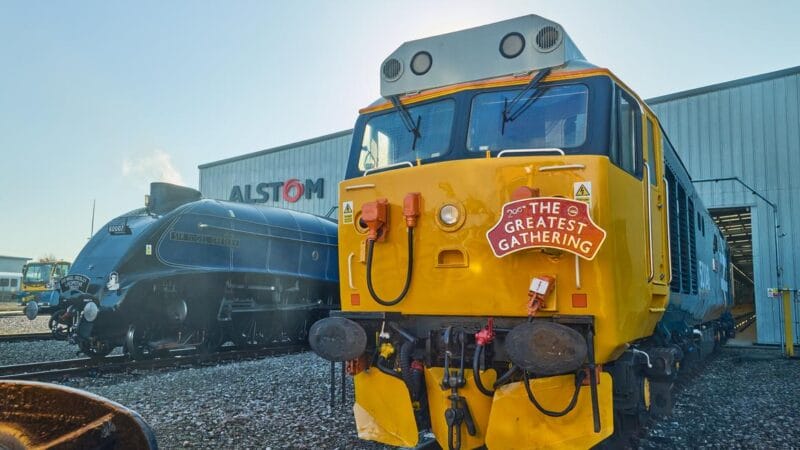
310,15,732,449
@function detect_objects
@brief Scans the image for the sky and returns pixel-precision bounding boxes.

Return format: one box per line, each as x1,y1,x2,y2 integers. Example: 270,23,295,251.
1,0,799,261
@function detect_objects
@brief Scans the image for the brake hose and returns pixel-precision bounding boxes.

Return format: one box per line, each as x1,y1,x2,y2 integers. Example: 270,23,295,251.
493,365,520,389
376,357,404,380
523,369,585,417
472,344,494,396
366,228,414,306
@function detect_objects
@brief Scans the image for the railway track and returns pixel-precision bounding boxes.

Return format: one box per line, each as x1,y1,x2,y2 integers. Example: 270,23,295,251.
0,344,308,381
0,332,55,342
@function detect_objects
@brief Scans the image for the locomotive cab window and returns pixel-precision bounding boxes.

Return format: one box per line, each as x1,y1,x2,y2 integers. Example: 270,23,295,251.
646,118,658,185
612,89,642,178
467,84,589,152
358,99,455,171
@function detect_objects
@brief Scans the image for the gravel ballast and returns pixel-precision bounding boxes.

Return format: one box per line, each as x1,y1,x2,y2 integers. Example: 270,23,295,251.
0,340,83,366
0,315,50,335
638,346,800,448
64,352,386,449
1,337,794,448
37,345,795,449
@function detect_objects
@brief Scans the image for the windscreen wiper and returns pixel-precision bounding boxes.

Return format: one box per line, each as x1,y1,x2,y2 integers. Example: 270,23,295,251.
502,68,552,134
389,96,422,150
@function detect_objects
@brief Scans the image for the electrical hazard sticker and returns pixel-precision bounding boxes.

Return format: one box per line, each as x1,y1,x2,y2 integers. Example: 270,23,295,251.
573,182,592,205
342,201,354,224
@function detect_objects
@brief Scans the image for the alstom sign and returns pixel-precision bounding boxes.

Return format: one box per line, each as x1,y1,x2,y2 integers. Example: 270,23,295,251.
229,178,325,203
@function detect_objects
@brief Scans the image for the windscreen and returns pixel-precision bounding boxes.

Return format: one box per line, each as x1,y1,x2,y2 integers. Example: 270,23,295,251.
358,99,455,171
23,264,52,284
468,84,589,152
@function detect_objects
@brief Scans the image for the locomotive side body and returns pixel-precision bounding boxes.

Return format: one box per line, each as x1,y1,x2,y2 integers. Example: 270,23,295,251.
310,15,732,449
44,183,339,358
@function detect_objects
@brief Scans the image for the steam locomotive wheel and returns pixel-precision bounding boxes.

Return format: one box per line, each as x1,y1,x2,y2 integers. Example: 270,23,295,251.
126,324,155,360
78,338,114,360
48,310,70,340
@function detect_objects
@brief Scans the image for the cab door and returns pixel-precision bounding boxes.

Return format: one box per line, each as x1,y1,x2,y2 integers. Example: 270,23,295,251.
643,115,669,289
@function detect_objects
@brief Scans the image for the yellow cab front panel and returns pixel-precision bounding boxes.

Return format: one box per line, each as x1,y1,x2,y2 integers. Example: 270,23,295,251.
339,155,661,363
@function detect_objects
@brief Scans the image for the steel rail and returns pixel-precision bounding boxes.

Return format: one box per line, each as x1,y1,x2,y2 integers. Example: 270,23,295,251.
0,332,55,343
0,344,308,381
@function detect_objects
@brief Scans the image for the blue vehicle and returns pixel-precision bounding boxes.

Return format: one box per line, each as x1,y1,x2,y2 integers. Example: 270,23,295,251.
33,183,339,359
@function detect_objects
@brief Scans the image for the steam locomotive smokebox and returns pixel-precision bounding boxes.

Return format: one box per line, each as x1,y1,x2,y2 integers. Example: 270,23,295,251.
148,182,202,215
0,380,158,449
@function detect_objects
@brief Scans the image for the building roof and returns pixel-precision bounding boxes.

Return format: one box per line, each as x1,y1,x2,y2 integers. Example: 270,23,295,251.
0,255,31,261
646,65,800,105
198,129,353,170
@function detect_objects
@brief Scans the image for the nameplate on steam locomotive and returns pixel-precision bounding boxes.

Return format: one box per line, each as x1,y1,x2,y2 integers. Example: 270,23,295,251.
59,274,90,292
486,197,607,260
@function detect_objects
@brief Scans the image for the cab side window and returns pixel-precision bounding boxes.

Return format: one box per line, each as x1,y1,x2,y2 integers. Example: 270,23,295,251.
613,88,642,178
646,118,658,185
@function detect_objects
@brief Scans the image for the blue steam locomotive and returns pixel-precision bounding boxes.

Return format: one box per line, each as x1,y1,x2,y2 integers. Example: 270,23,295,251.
27,183,339,359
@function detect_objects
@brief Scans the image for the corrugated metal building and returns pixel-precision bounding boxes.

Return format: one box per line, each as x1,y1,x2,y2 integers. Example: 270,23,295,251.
647,66,800,345
199,130,352,217
0,255,30,274
198,66,799,345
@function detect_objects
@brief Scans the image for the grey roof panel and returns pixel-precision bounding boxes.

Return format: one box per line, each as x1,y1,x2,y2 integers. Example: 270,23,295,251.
646,65,800,105
198,129,353,169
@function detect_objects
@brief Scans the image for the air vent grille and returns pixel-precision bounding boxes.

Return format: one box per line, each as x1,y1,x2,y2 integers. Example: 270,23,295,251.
382,58,403,81
535,25,561,51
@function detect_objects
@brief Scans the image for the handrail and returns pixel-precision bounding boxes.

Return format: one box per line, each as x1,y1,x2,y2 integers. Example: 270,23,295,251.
363,161,413,176
496,148,565,158
663,176,672,285
644,162,654,282
538,164,585,172
347,252,355,289
344,184,376,191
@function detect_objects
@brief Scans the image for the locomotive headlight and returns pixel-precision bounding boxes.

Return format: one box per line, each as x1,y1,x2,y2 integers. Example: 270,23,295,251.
83,302,99,322
439,204,460,225
500,32,526,59
410,51,432,75
436,203,466,232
